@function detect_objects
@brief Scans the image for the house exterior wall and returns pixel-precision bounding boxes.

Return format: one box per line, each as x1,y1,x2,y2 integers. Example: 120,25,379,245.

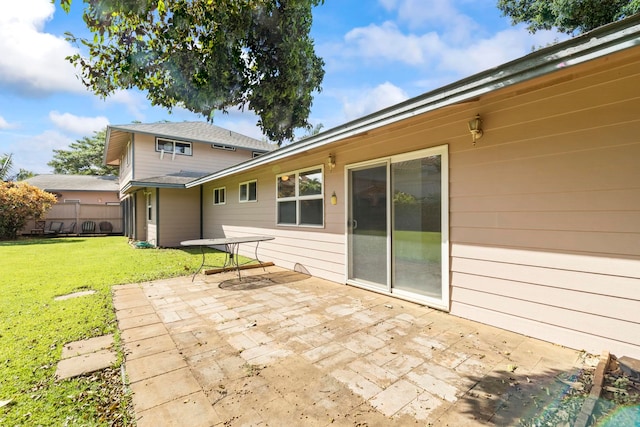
134,191,146,242
203,154,345,282
200,47,640,358
447,50,640,359
131,133,257,180
49,190,120,204
157,187,201,247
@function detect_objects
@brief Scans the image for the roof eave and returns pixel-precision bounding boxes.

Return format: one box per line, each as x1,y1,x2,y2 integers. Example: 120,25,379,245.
186,15,640,188
125,181,189,190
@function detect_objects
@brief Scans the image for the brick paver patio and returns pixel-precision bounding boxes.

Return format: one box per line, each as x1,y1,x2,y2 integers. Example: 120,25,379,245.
113,267,587,426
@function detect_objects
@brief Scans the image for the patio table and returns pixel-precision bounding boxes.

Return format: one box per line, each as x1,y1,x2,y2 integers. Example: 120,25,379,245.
181,236,274,281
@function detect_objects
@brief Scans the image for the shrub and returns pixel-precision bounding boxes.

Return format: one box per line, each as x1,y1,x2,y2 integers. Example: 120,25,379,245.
0,181,57,240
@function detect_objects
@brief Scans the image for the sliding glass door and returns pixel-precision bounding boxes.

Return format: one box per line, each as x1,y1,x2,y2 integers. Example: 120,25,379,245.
347,146,448,309
347,164,389,290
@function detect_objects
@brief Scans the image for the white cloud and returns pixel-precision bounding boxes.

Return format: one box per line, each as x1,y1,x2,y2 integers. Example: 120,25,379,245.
103,90,149,122
439,27,566,76
1,130,74,174
344,21,442,65
342,82,409,121
0,116,15,130
332,2,567,85
49,111,109,135
0,0,85,96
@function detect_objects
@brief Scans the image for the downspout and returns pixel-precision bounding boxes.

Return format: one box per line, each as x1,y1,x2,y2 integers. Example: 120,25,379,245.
155,188,160,246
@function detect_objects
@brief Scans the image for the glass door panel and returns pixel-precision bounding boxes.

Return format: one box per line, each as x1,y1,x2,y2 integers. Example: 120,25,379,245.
391,155,442,299
347,164,388,289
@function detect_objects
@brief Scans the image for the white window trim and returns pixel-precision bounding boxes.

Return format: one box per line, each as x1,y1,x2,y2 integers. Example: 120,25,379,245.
276,165,325,228
211,143,236,151
156,138,192,156
213,187,226,205
239,179,257,203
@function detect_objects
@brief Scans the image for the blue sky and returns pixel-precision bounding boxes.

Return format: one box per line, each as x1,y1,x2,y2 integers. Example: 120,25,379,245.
0,0,566,174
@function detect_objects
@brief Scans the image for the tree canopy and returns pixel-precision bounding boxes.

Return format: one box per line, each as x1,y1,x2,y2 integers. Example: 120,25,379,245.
48,128,118,176
498,0,640,34
62,0,325,145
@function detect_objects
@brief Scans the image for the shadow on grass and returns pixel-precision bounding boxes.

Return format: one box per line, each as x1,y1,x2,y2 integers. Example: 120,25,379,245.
0,237,87,246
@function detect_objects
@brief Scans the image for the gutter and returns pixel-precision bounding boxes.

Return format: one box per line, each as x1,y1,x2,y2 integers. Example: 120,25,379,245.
186,14,640,188
121,181,187,194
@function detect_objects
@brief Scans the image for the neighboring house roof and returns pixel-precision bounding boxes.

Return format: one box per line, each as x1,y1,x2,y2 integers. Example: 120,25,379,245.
187,14,640,188
24,174,119,192
105,121,276,165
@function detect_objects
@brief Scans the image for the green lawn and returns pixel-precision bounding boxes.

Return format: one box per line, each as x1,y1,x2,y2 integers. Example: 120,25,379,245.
393,230,441,262
0,236,227,426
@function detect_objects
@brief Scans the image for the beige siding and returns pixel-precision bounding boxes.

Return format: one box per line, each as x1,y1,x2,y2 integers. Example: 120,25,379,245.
200,48,640,358
134,191,146,242
119,141,133,195
132,133,256,180
157,187,201,247
202,155,346,282
51,190,120,204
448,51,640,358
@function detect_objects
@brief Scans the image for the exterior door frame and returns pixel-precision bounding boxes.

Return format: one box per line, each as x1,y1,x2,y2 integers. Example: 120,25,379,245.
344,144,450,311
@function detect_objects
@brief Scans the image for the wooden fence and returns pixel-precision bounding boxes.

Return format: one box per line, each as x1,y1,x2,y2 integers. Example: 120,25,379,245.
21,202,123,235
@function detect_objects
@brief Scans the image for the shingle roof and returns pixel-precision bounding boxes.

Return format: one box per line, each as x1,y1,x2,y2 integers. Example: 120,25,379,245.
24,175,119,192
109,121,275,151
129,171,209,187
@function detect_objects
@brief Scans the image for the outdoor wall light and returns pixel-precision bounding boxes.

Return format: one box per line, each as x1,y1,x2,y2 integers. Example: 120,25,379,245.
468,114,483,145
327,153,336,171
331,191,337,205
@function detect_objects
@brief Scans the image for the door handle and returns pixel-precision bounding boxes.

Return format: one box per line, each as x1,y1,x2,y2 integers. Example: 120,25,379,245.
352,219,358,230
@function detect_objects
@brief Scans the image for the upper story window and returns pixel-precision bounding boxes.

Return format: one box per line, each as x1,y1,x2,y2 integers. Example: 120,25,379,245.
212,143,236,151
156,138,192,156
277,166,324,227
213,187,226,205
239,180,257,203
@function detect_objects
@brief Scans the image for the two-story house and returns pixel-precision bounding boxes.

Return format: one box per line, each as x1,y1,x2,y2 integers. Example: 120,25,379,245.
105,122,275,247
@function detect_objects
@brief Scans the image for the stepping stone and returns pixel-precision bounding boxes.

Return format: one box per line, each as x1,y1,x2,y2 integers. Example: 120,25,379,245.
55,334,117,380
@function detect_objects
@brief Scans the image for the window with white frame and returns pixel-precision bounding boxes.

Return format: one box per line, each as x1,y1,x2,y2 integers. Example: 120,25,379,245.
156,138,192,156
213,187,226,205
239,180,257,202
277,167,324,226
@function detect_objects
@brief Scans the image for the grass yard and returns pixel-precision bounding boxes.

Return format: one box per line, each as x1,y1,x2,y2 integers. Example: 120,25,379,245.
393,230,441,262
0,236,228,426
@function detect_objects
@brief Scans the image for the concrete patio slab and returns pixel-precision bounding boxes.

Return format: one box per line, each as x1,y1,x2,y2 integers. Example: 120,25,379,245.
113,267,588,426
